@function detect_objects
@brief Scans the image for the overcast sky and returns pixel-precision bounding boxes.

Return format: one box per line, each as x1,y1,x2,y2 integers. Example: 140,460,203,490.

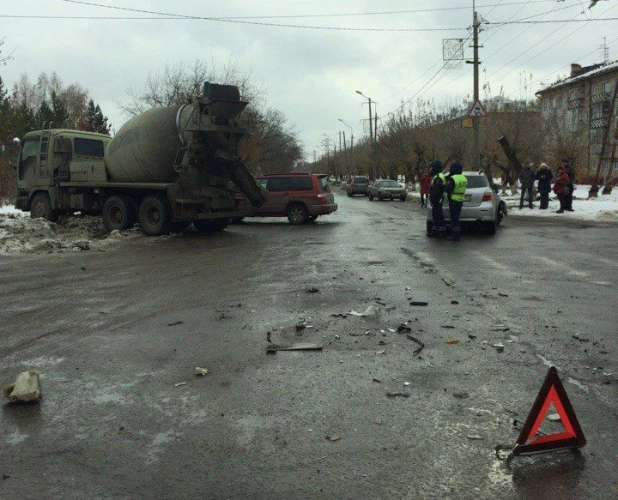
1,0,617,160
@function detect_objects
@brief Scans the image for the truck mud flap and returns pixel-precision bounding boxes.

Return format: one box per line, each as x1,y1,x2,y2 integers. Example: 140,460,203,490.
214,150,267,207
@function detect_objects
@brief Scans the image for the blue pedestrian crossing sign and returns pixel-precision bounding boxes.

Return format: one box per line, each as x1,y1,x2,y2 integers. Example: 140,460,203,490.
468,100,487,118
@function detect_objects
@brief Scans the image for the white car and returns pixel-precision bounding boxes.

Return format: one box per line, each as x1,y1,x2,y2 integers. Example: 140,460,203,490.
426,172,507,235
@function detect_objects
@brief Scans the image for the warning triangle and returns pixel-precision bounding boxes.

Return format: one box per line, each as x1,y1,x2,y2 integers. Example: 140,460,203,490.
468,99,487,117
514,366,586,456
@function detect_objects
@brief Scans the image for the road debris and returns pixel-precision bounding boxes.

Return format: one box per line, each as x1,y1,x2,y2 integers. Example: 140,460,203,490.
174,382,187,387
453,392,469,399
403,382,410,386
376,349,386,355
347,304,379,318
387,328,395,333
406,335,425,355
307,287,320,293
372,378,382,383
326,435,341,442
445,338,460,345
3,371,42,403
572,334,590,342
267,343,323,354
493,343,505,353
167,321,183,327
397,324,411,333
441,325,455,329
451,300,459,305
386,392,410,398
409,301,428,307
194,367,209,376
467,435,484,440
492,325,510,332
295,320,307,331
498,293,509,297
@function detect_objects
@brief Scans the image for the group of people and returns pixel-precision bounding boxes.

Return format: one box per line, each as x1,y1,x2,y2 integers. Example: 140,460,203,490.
421,160,467,242
519,160,575,213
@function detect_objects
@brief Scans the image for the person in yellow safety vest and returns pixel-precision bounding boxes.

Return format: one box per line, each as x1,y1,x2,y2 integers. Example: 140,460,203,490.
428,160,447,238
445,162,468,242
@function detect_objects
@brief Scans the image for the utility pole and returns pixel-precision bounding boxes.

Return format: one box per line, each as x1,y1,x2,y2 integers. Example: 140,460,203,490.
356,90,377,179
339,118,354,176
471,1,481,171
342,131,348,175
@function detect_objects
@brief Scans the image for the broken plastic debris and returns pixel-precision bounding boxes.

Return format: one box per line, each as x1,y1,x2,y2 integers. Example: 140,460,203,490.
195,367,209,376
403,382,410,386
467,435,483,440
493,343,505,353
174,382,187,387
445,338,460,345
326,435,341,442
347,304,379,318
267,343,323,354
3,371,42,403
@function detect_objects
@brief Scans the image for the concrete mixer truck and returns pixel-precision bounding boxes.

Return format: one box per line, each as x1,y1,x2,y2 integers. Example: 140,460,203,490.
9,82,266,235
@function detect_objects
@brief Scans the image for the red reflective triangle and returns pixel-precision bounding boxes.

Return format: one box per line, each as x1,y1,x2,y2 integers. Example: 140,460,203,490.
514,366,586,456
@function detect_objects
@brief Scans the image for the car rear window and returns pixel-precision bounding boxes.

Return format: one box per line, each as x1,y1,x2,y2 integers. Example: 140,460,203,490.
353,176,368,183
464,175,489,188
381,180,401,187
266,176,314,192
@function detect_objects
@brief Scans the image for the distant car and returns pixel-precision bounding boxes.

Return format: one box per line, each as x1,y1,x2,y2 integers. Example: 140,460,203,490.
241,173,338,224
347,175,370,197
367,180,407,201
426,172,507,235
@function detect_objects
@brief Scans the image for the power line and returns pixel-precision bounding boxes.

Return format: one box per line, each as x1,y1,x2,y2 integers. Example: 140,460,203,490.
488,17,618,23
57,0,565,20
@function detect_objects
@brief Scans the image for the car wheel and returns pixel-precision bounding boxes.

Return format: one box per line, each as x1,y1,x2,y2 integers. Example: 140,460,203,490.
486,221,497,235
194,220,228,233
497,202,506,226
287,203,308,225
308,215,318,222
347,192,353,197
426,220,433,237
138,196,171,236
368,193,373,201
102,195,136,232
400,195,407,202
378,193,383,201
30,192,58,222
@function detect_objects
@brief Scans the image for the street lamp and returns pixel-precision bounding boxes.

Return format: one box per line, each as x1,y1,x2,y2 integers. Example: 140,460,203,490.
356,90,377,179
338,118,354,176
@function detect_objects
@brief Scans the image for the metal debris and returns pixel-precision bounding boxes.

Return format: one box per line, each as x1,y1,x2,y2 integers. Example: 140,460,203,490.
386,392,410,398
167,321,183,326
406,335,425,355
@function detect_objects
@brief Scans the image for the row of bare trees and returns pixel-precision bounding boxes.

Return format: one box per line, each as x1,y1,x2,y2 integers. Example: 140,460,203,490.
311,98,588,186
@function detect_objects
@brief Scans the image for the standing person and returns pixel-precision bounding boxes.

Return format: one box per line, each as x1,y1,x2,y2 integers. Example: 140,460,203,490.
519,162,535,209
563,160,575,211
553,164,569,213
535,162,553,209
445,162,467,242
428,160,446,238
419,171,432,208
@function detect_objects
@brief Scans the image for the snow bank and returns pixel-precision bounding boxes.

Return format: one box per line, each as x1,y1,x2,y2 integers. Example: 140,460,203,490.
0,205,142,255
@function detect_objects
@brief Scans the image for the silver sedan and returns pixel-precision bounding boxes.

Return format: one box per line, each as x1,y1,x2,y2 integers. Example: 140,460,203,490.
367,180,407,201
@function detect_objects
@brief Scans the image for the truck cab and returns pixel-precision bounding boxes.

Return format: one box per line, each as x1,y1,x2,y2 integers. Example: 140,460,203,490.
16,128,111,215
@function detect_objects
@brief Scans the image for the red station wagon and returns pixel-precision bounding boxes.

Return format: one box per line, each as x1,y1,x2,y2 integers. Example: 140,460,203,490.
240,173,338,224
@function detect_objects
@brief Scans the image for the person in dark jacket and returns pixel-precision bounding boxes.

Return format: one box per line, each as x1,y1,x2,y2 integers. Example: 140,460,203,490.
535,162,553,209
553,164,569,213
428,160,446,238
519,162,536,209
445,162,467,241
562,160,575,211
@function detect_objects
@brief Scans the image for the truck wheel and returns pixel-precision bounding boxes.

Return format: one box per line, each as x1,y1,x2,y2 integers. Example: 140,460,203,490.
287,203,308,225
139,196,170,236
194,220,228,233
102,196,136,232
30,192,58,222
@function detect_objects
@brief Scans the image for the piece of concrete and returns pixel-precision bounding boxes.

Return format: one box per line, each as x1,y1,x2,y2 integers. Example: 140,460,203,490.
3,371,42,403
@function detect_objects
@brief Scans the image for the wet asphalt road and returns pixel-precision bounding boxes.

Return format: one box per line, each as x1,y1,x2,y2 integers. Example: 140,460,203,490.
1,192,617,499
